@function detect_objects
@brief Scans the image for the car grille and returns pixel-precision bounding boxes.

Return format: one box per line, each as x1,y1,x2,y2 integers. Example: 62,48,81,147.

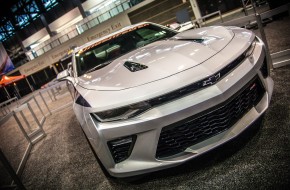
156,76,265,159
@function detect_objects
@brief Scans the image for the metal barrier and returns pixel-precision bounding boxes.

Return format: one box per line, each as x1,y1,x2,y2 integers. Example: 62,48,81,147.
218,14,256,27
21,95,49,127
0,103,46,189
0,148,26,190
260,4,290,68
0,80,73,188
217,3,290,69
0,97,19,117
218,13,271,74
38,81,73,115
13,103,47,145
271,49,290,68
192,11,224,27
260,3,290,20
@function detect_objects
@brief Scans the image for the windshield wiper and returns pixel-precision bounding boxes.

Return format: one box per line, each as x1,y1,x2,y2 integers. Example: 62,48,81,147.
85,60,112,74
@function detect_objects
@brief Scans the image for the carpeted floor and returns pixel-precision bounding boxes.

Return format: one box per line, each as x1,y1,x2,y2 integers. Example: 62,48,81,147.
1,14,290,190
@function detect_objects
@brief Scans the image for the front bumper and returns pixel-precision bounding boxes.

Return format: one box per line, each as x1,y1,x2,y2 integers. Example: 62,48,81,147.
81,41,274,178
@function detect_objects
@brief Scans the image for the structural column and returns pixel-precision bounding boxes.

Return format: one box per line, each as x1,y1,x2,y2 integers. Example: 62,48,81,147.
188,0,202,19
40,14,54,37
73,0,87,18
35,0,54,37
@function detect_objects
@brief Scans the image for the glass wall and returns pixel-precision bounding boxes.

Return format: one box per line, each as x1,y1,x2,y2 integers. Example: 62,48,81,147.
29,0,144,59
197,0,243,16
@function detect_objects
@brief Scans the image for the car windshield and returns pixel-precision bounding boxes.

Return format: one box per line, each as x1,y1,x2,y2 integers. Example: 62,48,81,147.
75,23,177,76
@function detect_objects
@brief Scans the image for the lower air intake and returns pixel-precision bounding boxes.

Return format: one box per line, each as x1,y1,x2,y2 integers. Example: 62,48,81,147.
108,135,136,163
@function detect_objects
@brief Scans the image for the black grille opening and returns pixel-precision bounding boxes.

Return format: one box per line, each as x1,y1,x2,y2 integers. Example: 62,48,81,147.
108,135,136,163
156,76,265,159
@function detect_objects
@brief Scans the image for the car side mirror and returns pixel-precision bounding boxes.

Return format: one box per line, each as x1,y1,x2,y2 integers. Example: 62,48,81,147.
57,69,74,83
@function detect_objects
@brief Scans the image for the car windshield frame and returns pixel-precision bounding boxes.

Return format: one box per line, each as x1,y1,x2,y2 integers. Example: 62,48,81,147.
75,23,177,76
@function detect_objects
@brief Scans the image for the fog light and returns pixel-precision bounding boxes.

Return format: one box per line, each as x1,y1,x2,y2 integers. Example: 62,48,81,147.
108,135,137,163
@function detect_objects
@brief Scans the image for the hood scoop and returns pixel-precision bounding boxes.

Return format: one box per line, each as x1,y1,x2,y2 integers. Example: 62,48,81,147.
124,61,148,72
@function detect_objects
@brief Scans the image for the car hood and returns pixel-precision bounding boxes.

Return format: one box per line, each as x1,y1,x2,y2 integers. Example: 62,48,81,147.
78,26,234,91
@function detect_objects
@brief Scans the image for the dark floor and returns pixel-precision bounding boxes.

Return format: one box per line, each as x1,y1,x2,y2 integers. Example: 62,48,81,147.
1,12,290,190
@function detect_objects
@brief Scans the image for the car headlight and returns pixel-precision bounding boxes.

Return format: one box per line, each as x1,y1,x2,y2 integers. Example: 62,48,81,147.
245,37,257,57
92,102,152,122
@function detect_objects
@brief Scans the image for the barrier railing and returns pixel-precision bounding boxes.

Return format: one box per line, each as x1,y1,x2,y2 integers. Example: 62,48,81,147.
0,112,33,187
190,11,223,27
38,81,73,114
218,13,271,73
0,148,26,190
271,49,290,68
217,3,290,69
0,80,74,189
260,3,290,68
0,106,44,189
260,3,290,20
0,97,19,117
14,103,47,144
21,95,48,127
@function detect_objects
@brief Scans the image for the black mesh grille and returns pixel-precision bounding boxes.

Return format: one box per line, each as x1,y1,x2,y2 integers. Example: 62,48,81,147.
156,76,265,159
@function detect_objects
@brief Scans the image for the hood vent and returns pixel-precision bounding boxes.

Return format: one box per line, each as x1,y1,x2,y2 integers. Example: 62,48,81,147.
176,38,205,44
172,36,205,44
124,61,148,72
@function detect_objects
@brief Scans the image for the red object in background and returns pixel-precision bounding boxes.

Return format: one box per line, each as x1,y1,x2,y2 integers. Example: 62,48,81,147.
0,75,26,87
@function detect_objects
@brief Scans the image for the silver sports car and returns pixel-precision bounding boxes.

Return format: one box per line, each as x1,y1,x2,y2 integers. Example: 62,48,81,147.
58,22,273,178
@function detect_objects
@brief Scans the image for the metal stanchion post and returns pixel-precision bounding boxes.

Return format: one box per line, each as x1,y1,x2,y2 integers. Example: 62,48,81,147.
251,0,257,14
46,90,54,101
0,149,26,190
66,82,74,99
39,92,52,115
33,96,45,117
27,103,46,136
218,11,224,23
19,111,32,132
6,104,10,113
50,88,57,101
256,14,273,70
3,86,11,99
13,110,32,143
242,0,248,16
